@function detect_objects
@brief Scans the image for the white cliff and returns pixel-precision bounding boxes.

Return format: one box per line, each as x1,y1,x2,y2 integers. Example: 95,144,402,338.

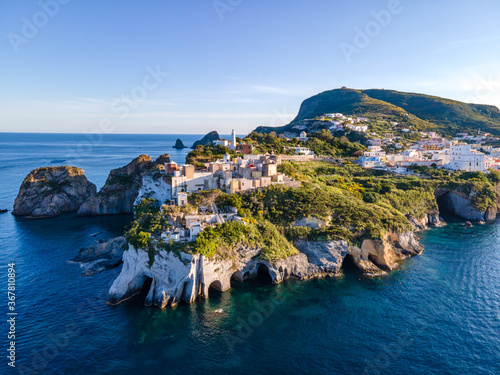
108,240,350,308
134,175,172,206
108,233,425,308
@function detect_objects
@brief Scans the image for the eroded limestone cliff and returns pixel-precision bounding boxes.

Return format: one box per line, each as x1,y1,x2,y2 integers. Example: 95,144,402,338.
348,231,424,276
108,240,349,308
435,187,498,222
77,154,170,216
108,233,422,308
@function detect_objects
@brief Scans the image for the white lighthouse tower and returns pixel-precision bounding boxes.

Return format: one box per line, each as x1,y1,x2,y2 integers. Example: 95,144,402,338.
230,129,237,150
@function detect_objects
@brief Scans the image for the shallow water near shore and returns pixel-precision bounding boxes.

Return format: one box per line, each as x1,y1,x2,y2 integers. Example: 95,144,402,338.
1,133,499,374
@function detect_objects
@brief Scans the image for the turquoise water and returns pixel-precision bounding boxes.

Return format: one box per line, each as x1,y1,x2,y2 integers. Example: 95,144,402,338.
0,133,499,374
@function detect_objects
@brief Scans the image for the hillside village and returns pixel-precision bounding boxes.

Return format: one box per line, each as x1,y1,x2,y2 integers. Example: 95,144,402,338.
131,118,500,246
134,133,302,243
284,112,500,174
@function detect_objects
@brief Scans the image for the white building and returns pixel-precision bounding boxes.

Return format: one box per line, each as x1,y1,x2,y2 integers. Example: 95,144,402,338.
177,192,188,206
358,146,386,168
230,129,237,150
214,139,230,147
364,146,386,159
290,146,314,156
190,224,202,241
346,124,368,133
326,113,344,118
358,156,385,168
299,131,308,141
447,144,486,172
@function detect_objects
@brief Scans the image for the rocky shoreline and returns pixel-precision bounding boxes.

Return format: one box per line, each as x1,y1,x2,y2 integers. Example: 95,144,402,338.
107,228,428,308
70,237,127,276
11,155,500,309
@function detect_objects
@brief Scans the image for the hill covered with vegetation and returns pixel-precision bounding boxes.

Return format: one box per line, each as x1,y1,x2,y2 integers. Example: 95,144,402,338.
254,87,500,136
124,160,500,265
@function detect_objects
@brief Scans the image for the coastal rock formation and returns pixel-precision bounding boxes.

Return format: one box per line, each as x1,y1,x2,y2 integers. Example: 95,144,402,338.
173,139,187,149
407,210,444,231
192,131,220,149
134,174,172,206
108,241,350,308
77,155,170,216
71,236,127,276
13,166,96,218
348,231,424,276
435,188,497,222
293,216,330,229
295,240,349,276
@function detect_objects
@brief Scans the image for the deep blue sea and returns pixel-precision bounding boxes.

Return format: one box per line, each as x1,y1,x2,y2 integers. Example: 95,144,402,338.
0,133,499,375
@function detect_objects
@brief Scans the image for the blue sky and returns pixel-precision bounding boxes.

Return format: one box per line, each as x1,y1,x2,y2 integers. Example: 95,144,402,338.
1,0,500,134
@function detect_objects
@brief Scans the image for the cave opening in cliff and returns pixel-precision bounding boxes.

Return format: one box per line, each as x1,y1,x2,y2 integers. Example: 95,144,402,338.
255,264,273,286
208,280,223,299
368,254,391,272
341,254,357,271
436,192,456,216
136,276,153,304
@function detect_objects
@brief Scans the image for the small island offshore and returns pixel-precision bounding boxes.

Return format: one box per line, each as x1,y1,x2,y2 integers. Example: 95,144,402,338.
12,88,500,309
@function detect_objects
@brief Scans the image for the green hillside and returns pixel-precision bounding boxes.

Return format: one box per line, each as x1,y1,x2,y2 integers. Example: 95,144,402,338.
363,89,500,134
254,87,500,136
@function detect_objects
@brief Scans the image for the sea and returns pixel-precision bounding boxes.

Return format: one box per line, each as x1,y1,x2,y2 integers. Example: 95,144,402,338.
0,132,498,375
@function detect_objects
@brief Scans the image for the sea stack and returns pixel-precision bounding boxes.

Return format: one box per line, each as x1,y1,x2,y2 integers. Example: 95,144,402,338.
13,166,96,218
173,139,187,149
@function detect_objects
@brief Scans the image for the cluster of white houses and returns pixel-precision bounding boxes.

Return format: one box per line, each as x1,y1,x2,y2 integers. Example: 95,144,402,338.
324,113,369,133
160,204,242,243
137,150,300,243
359,142,500,172
135,152,300,211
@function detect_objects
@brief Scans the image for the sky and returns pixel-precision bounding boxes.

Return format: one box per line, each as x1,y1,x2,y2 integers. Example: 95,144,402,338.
1,0,500,135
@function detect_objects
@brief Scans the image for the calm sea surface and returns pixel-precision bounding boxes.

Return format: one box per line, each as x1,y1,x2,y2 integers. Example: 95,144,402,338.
0,133,498,375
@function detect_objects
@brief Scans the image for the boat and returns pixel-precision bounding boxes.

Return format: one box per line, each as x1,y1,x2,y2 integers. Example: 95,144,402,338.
0,209,8,214
465,221,473,228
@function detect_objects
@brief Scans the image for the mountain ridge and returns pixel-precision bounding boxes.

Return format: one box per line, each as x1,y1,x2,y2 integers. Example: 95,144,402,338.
253,87,500,136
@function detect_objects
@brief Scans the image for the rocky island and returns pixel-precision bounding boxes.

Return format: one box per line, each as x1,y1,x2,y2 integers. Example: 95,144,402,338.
13,166,96,218
173,139,187,149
